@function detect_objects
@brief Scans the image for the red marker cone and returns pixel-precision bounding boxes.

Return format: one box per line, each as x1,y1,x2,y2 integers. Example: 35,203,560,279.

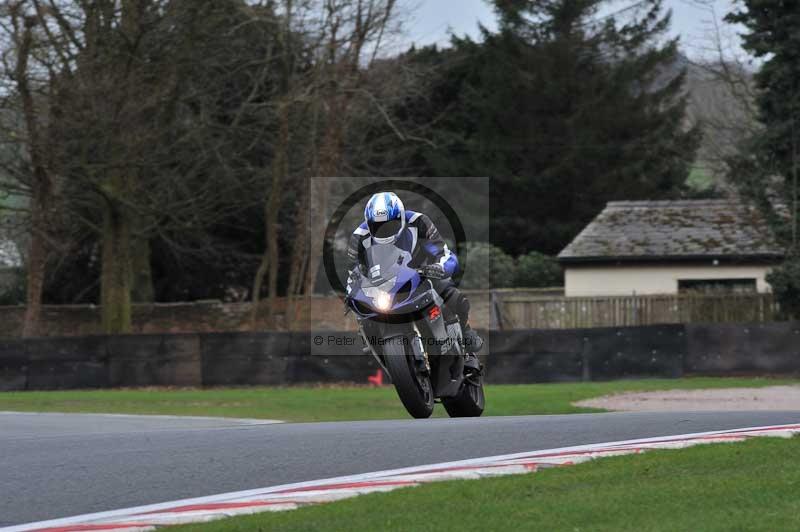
367,369,384,386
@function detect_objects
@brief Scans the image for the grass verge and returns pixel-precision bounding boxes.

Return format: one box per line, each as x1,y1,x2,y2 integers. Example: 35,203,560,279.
171,436,800,532
0,377,796,422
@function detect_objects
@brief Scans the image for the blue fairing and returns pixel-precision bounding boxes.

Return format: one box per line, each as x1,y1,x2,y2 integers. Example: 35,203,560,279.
393,267,422,304
351,289,377,316
350,267,425,317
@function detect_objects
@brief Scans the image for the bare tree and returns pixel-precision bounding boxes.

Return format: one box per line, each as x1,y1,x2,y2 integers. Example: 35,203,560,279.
2,0,295,333
287,0,401,298
2,0,423,334
250,0,302,327
0,1,61,336
248,0,407,328
682,0,760,189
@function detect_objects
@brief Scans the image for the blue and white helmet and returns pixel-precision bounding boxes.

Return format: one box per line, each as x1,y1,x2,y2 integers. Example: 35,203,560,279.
364,192,406,244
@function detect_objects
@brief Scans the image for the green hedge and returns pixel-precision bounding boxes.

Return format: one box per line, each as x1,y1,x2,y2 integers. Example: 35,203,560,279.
515,251,563,287
458,243,562,289
767,256,800,319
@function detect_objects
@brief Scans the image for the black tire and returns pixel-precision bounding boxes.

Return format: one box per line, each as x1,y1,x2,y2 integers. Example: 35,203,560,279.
442,370,485,418
383,339,434,419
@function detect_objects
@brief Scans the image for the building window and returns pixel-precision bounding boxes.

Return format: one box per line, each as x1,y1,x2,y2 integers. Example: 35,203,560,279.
678,279,757,295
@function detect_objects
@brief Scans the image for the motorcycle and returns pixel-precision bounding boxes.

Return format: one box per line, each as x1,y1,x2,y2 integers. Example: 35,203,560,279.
345,241,485,419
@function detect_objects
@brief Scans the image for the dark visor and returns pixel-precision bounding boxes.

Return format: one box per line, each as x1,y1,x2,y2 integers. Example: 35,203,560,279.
369,218,403,240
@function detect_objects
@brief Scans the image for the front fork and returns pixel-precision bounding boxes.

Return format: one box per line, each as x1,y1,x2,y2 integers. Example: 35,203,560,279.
411,323,431,373
358,325,390,376
358,322,429,376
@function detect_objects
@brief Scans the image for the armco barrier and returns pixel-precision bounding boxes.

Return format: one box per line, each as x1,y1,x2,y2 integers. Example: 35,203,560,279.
0,322,798,390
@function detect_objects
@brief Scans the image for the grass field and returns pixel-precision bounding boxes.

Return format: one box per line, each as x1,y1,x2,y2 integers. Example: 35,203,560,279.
171,435,800,532
0,377,796,422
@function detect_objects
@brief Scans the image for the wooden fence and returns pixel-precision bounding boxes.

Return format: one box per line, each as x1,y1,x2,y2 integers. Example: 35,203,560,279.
493,292,781,330
0,290,784,336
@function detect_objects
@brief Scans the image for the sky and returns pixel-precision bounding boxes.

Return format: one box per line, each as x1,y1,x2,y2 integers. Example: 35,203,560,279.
402,0,746,60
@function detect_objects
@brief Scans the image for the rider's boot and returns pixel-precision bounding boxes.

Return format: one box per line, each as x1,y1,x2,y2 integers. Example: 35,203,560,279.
462,325,483,371
463,324,483,353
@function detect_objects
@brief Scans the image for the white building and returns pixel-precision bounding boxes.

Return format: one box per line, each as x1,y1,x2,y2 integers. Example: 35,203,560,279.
558,200,784,297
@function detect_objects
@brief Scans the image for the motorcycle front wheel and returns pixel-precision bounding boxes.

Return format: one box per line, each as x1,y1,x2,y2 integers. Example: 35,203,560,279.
383,338,434,419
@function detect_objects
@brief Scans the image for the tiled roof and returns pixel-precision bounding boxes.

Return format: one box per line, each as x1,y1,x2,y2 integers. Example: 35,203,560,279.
558,200,785,262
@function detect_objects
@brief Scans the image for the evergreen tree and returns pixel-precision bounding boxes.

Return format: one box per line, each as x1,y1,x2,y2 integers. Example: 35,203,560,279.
395,0,699,255
726,1,800,248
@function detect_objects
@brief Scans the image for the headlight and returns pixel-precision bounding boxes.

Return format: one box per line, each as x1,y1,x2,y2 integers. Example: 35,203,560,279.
373,290,392,312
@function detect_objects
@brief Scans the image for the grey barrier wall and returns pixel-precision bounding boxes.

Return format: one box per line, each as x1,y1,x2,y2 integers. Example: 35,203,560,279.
684,322,800,376
486,324,687,384
1,322,798,391
0,332,380,391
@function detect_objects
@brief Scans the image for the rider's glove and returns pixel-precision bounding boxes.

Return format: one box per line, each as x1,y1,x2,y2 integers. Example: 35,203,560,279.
420,263,446,280
346,268,361,294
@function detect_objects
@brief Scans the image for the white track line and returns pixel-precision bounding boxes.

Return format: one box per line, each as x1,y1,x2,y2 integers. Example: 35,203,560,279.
5,423,799,532
0,412,284,425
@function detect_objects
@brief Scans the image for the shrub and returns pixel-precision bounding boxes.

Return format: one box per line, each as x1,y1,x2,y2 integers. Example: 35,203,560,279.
458,242,515,289
766,256,800,319
515,251,563,287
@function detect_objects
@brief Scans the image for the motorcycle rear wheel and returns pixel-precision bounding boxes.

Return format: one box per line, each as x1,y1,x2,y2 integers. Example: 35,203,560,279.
383,339,434,419
442,368,485,418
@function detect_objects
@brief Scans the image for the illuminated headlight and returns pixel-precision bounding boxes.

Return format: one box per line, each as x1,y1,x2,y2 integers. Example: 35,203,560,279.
374,291,392,312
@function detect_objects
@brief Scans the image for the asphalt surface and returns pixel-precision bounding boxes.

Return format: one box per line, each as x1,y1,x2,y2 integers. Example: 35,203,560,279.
3,410,800,527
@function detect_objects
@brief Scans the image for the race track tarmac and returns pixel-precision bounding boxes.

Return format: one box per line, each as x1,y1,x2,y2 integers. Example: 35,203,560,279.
3,410,800,527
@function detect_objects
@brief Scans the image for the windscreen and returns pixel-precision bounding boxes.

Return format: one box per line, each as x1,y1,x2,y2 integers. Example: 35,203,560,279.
364,243,406,283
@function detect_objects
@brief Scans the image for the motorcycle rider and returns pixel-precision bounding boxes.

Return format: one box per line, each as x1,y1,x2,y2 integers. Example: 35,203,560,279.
347,191,483,359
